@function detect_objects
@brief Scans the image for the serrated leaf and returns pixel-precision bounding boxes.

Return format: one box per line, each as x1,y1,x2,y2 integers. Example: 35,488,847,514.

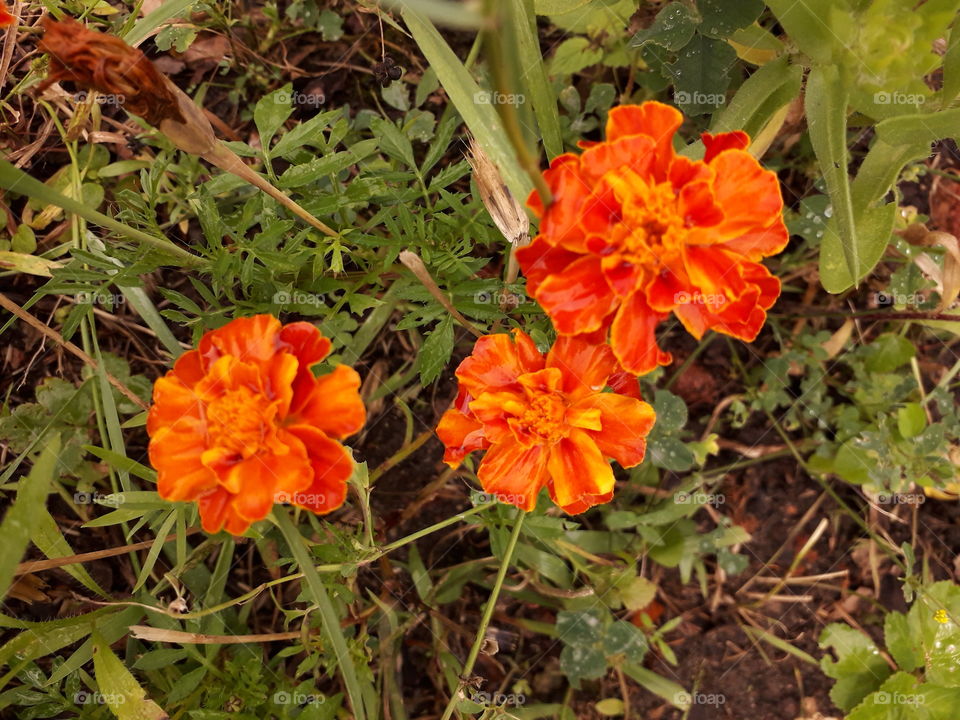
819,623,892,711
92,633,168,720
417,316,454,385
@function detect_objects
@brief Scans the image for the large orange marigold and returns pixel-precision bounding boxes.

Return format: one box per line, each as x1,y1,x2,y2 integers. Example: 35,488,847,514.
437,330,655,514
147,315,365,535
517,101,789,376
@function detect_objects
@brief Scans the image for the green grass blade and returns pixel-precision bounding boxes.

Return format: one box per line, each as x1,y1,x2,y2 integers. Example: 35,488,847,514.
124,0,200,46
0,160,202,267
119,285,184,359
0,437,61,600
274,509,374,720
806,66,859,288
508,0,563,159
402,8,533,203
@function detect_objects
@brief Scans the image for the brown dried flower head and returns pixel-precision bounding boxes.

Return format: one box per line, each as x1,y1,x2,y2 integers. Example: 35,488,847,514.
38,16,184,125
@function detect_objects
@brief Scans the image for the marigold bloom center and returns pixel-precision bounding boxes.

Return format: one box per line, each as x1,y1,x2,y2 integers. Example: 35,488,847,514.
519,392,568,443
607,176,686,267
206,387,275,459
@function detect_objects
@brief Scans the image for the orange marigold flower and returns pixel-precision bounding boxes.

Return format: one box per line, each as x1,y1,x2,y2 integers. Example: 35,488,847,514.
517,101,789,376
147,315,365,535
436,329,655,514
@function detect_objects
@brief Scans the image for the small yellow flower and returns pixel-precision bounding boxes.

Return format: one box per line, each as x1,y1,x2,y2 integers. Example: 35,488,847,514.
934,609,949,624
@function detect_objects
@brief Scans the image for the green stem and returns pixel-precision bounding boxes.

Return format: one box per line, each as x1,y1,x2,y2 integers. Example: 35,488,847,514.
274,509,373,720
438,510,526,720
0,159,203,267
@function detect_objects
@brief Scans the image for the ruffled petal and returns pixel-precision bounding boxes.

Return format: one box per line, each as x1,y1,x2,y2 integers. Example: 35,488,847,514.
516,234,582,295
606,102,682,180
546,429,615,513
702,130,749,163
455,331,544,397
284,425,354,514
533,255,618,335
708,150,787,254
436,407,488,465
477,441,548,511
291,365,366,439
546,335,617,395
199,314,282,367
573,393,656,468
610,291,672,375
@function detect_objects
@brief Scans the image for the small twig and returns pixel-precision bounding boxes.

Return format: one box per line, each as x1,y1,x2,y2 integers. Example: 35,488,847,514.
15,530,199,576
399,250,485,338
130,625,302,644
0,292,149,410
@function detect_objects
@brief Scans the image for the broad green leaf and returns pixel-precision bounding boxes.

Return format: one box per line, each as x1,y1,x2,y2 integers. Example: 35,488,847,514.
876,108,960,147
819,205,896,293
630,2,699,51
668,34,737,116
765,0,837,64
943,20,960,107
819,623,892,711
92,633,167,720
884,611,922,672
254,85,295,152
508,0,563,159
850,139,931,211
402,9,532,202
697,0,763,39
549,37,604,76
709,56,802,139
370,117,416,168
897,403,927,439
846,672,921,720
807,66,860,288
0,437,59,601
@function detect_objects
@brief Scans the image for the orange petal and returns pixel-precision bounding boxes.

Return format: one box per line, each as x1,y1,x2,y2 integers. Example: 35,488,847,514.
702,130,749,162
455,331,544,397
534,255,618,335
610,291,672,375
170,349,205,387
546,335,617,394
279,321,332,403
574,393,655,468
537,154,594,252
606,102,682,180
545,429,615,512
436,407,489,466
291,365,365,439
199,314,282,367
477,441,548,512
678,179,723,227
284,425,354,514
197,488,234,534
516,235,583,296
709,150,787,254
147,375,202,435
0,7,14,26
581,134,656,183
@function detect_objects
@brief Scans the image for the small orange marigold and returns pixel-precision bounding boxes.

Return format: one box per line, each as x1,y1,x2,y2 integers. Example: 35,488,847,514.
147,315,365,534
